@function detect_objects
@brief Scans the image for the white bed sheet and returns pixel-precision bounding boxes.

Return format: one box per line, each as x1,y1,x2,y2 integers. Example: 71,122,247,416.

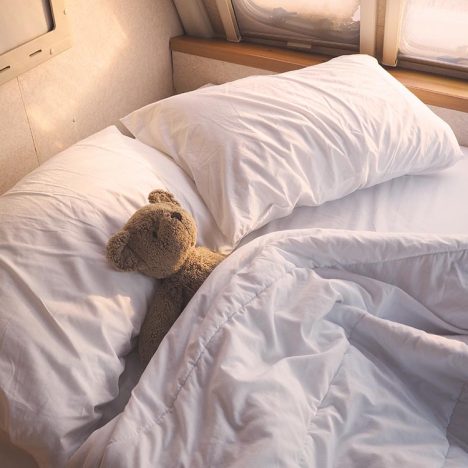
3,139,467,467
113,145,468,407
241,146,468,246
0,126,219,468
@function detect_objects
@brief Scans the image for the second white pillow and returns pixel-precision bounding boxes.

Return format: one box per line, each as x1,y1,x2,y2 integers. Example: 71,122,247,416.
122,54,463,247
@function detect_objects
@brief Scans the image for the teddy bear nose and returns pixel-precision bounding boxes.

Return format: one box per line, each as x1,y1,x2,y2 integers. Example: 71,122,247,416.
171,212,182,221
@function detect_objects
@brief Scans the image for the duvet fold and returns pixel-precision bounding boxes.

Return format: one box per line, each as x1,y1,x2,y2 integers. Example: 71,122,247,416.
70,229,468,467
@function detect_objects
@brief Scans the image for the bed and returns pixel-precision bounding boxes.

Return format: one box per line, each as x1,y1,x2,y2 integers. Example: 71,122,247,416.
0,54,467,467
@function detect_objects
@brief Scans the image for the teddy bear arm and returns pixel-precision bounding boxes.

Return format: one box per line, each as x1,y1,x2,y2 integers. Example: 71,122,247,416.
138,282,184,365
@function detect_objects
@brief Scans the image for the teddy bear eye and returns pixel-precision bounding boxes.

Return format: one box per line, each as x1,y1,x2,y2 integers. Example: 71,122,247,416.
171,211,182,221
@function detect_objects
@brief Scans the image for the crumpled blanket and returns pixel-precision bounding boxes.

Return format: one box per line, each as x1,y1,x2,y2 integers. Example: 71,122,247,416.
70,229,468,467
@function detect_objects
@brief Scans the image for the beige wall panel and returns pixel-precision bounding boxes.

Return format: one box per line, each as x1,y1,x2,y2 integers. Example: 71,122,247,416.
16,0,182,163
173,51,271,93
201,0,226,37
430,106,468,147
173,50,468,147
0,79,38,193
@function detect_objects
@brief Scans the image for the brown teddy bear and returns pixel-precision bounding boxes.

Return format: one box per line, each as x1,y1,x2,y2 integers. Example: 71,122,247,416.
106,190,224,365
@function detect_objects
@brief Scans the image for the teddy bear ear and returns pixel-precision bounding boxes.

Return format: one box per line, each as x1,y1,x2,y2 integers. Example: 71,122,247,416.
106,230,139,271
148,189,181,206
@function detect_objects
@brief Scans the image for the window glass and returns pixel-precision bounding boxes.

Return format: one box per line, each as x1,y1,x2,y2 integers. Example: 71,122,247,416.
232,0,360,49
399,0,468,68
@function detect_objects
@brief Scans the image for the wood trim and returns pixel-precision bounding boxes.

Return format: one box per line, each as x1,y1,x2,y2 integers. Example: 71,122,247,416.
170,36,468,113
390,68,468,112
170,36,329,73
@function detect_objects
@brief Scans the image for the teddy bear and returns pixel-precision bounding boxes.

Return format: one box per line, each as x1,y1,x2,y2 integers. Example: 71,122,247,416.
106,189,225,365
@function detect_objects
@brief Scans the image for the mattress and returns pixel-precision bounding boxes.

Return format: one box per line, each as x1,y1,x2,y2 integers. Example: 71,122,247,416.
1,126,467,466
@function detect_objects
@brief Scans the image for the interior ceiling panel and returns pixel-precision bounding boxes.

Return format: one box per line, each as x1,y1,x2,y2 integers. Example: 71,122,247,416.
201,0,226,37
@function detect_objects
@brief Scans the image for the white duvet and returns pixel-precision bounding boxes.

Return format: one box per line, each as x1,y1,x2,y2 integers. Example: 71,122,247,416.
70,229,468,467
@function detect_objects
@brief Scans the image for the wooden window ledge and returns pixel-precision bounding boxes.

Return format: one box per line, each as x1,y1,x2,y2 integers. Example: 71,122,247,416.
170,36,468,113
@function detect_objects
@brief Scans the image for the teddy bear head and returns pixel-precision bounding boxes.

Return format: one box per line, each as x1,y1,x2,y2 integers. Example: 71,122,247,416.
106,190,197,278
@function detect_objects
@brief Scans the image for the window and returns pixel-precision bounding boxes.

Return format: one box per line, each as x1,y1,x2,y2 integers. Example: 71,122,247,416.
216,0,377,56
0,0,71,85
0,0,53,55
399,0,468,69
213,0,467,78
232,0,361,51
383,0,468,78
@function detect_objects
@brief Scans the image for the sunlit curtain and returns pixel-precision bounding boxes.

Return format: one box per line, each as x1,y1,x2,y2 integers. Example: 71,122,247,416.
399,0,468,67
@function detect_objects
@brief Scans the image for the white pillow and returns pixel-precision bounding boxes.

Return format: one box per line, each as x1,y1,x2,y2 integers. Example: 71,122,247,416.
0,126,225,466
121,54,463,247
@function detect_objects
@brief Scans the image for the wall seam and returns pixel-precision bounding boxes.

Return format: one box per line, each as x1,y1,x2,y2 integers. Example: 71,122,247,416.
17,76,40,166
170,48,177,95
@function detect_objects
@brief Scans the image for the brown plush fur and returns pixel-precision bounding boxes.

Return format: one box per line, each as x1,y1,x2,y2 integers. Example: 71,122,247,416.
107,190,224,365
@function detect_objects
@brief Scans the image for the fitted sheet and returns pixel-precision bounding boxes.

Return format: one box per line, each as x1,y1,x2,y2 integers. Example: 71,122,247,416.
3,140,467,467
241,146,468,246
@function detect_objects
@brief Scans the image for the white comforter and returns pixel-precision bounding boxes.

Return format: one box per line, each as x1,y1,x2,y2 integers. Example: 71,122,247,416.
70,229,468,467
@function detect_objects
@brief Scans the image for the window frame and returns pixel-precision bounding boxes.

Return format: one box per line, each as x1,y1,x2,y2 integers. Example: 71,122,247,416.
0,0,71,86
382,0,468,79
215,0,467,80
216,0,378,57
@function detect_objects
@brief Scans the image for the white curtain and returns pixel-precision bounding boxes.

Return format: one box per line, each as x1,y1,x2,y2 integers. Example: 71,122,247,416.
399,0,468,67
